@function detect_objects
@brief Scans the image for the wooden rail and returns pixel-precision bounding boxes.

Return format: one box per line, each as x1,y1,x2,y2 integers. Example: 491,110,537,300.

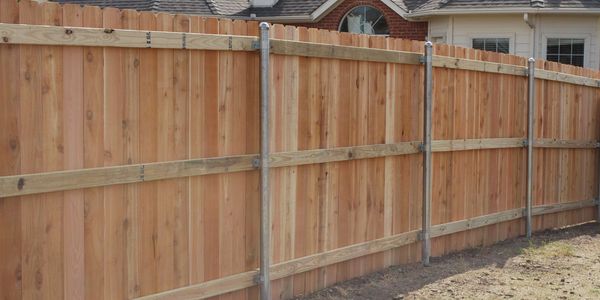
134,198,597,300
0,155,258,197
270,142,420,168
431,138,524,152
0,22,257,50
430,209,523,238
269,39,422,65
134,270,258,300
1,138,597,198
432,55,527,76
534,139,599,149
2,23,600,87
536,69,600,88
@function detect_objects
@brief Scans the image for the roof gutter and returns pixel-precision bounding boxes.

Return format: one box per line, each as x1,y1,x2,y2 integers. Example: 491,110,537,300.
524,12,536,59
406,8,600,19
310,0,343,22
379,0,409,17
252,15,314,23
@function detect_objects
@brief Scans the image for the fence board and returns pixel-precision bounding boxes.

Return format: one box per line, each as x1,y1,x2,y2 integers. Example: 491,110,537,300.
0,1,21,299
81,5,105,300
137,11,159,295
62,4,85,299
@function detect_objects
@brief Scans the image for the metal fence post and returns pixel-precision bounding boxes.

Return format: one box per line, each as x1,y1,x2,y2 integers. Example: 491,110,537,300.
259,22,272,300
422,41,433,266
526,57,535,239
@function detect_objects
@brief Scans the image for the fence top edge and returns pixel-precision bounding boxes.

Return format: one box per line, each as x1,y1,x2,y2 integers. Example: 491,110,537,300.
0,22,258,40
2,22,600,86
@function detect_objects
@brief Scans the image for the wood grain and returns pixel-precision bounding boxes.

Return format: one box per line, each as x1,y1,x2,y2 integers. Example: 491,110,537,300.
0,1,22,299
0,22,256,50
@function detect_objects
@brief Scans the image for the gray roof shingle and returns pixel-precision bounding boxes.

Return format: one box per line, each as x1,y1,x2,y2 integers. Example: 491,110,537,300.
247,0,329,17
54,0,328,17
56,0,214,15
411,0,600,12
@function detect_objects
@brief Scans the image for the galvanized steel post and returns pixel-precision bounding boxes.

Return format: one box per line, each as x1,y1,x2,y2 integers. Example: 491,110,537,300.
422,41,433,266
526,57,535,239
259,22,272,300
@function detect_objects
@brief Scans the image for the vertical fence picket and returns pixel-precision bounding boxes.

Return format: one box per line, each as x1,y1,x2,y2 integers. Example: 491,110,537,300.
0,1,21,299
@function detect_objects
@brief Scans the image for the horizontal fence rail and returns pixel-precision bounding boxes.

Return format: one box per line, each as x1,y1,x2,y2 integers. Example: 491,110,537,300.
269,39,422,64
1,138,597,198
0,22,257,50
1,22,600,87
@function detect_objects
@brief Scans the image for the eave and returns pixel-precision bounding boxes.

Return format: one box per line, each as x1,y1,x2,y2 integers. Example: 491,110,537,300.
406,7,600,19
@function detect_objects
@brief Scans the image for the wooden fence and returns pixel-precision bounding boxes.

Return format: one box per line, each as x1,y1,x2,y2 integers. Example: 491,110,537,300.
1,0,599,299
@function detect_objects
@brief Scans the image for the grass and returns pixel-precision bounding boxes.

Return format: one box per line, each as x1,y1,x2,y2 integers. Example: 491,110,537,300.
521,240,575,258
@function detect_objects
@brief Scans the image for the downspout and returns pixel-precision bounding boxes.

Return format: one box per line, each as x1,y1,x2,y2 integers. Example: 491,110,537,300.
524,13,536,59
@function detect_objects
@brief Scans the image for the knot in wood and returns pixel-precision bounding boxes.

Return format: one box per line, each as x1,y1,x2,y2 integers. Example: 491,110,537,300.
17,178,25,191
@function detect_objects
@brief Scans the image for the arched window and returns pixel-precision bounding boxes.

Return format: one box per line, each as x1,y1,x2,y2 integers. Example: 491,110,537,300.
339,6,389,35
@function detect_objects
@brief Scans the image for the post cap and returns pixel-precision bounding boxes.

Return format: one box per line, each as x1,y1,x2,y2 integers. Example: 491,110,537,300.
425,41,433,47
259,22,270,30
528,57,535,63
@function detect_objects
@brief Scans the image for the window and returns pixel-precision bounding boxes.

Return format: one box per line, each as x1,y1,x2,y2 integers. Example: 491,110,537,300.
431,36,446,44
546,38,584,67
472,38,510,54
339,6,389,35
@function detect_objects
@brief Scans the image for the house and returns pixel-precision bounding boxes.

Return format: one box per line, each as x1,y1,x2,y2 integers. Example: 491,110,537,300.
53,0,600,69
416,0,600,70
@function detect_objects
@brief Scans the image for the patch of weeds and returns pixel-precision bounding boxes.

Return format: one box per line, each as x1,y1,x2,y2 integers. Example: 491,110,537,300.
519,239,537,255
522,240,575,258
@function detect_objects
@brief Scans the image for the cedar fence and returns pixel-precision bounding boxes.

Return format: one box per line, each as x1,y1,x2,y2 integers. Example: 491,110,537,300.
1,1,600,299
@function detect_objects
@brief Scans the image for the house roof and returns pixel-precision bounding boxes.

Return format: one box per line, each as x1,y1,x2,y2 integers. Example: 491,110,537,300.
54,0,214,15
54,0,329,17
52,0,600,19
218,0,329,17
407,0,600,11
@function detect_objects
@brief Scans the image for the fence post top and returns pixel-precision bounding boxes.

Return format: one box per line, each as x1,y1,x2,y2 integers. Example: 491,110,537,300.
425,41,433,47
259,22,270,30
528,57,536,63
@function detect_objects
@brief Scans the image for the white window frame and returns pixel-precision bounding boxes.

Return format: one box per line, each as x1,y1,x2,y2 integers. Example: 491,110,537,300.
430,35,446,44
338,5,390,36
466,33,515,54
542,33,590,68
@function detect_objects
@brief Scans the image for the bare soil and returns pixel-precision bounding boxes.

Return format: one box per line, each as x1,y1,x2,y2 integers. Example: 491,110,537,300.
296,222,600,300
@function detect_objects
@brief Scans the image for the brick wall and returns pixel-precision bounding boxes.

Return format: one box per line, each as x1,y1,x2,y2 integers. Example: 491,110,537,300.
292,0,428,41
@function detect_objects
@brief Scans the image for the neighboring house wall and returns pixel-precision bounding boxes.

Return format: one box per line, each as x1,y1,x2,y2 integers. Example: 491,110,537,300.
535,15,599,70
294,0,428,40
428,14,600,70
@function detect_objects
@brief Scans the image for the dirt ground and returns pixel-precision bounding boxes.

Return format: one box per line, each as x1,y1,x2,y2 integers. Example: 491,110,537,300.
296,222,600,300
